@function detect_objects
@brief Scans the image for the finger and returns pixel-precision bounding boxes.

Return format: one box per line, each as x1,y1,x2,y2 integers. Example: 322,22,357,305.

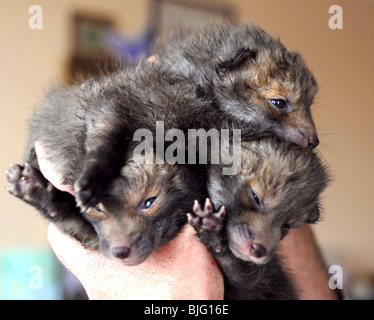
35,141,73,194
47,223,102,278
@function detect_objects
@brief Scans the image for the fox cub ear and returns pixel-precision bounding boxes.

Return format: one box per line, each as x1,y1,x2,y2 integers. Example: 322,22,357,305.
305,203,321,224
216,48,257,74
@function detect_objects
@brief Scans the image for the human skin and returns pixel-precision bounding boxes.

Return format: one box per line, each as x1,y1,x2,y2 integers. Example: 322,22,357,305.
276,224,340,300
47,223,224,299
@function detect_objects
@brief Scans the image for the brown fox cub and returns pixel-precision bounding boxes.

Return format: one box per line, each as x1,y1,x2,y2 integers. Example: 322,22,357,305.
155,21,320,148
188,137,330,299
6,61,210,265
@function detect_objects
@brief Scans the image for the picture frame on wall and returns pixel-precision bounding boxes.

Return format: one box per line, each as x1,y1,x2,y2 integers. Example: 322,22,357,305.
150,0,235,40
67,12,118,83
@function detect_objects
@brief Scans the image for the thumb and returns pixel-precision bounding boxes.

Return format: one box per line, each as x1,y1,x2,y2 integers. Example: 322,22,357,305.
47,223,166,299
47,223,103,280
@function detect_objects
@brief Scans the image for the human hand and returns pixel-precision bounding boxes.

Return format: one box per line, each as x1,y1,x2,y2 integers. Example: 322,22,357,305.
48,223,224,299
35,141,224,300
35,141,73,194
277,225,340,300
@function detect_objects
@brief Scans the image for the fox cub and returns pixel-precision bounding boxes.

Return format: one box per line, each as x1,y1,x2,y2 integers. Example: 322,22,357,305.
188,137,329,299
156,21,319,148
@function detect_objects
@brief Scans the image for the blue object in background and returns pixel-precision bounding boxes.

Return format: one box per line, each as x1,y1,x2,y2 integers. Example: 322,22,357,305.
104,26,155,61
0,247,63,300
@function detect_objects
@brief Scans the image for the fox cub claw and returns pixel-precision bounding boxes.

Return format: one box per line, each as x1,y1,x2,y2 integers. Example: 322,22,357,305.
187,198,226,253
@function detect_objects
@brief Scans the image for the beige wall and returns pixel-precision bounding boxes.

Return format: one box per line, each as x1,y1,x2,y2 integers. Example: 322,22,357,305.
1,0,373,280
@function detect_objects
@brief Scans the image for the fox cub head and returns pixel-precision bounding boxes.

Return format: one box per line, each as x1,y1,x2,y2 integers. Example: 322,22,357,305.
83,157,205,265
213,23,319,148
208,137,329,264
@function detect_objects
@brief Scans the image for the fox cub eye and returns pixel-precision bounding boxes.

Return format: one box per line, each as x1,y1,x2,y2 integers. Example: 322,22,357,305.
144,197,157,209
251,190,261,206
92,204,107,218
270,99,287,109
94,205,104,213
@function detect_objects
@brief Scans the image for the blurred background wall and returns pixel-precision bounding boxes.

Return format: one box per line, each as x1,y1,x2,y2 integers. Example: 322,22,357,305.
0,0,373,299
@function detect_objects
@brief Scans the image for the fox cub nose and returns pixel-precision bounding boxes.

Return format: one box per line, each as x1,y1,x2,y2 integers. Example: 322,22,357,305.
250,243,267,258
111,246,131,259
308,135,319,148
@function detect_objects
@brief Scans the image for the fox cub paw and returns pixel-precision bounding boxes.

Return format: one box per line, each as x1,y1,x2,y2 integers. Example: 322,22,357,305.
6,163,52,208
187,198,226,253
74,167,109,212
